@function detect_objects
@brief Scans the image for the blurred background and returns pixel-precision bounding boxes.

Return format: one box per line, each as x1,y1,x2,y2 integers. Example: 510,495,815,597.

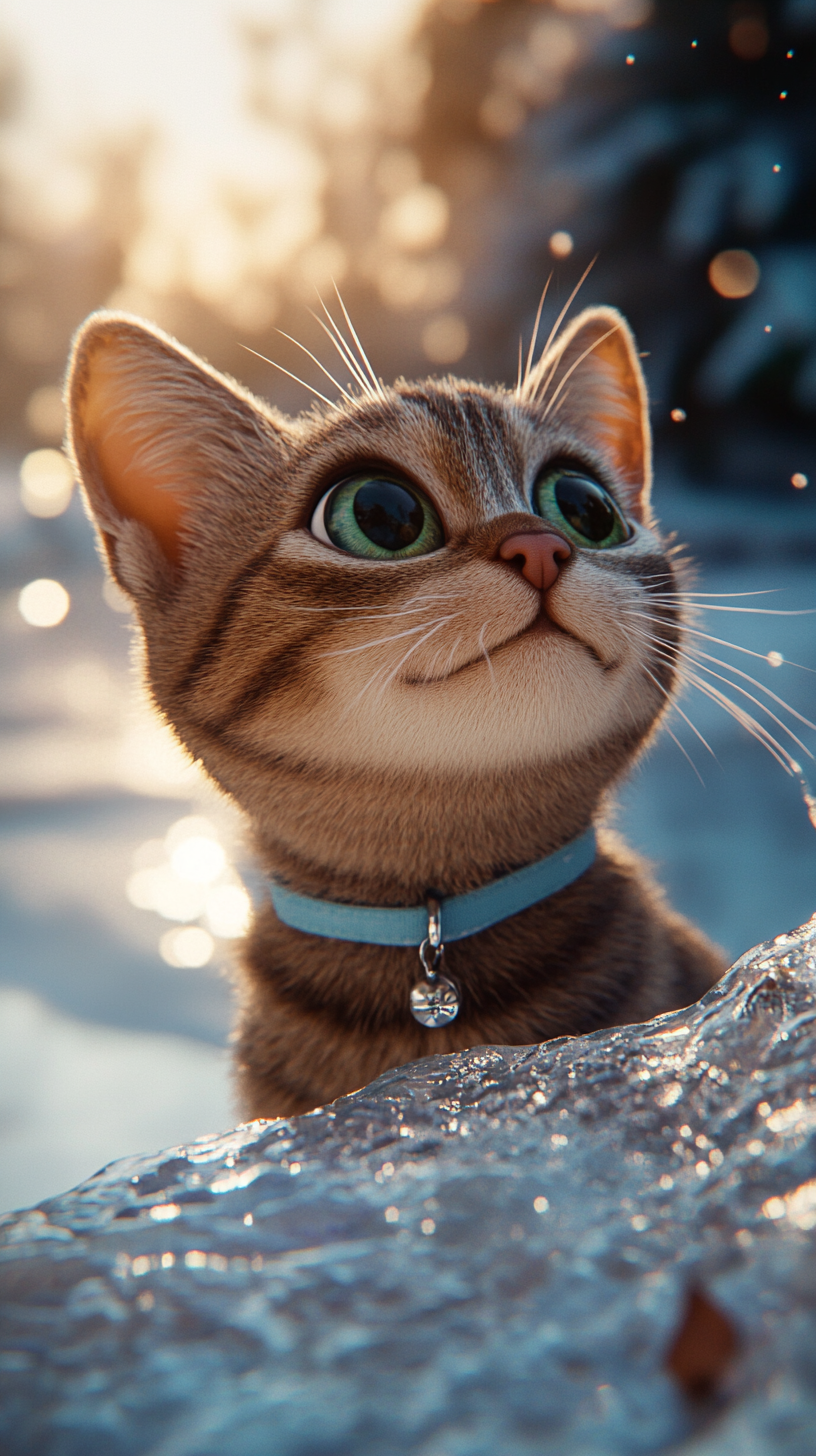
1,0,815,1211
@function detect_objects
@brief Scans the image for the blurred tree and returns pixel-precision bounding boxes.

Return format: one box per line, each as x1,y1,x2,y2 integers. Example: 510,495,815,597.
0,32,145,449
411,0,816,493
2,0,813,498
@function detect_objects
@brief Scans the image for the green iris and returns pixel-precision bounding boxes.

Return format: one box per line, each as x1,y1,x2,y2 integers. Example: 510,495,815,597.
533,467,631,549
321,476,444,560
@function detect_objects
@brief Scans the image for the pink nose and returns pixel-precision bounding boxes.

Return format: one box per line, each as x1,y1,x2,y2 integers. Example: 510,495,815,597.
498,531,571,591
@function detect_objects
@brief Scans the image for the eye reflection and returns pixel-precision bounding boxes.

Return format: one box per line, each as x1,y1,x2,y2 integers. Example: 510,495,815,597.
311,474,444,560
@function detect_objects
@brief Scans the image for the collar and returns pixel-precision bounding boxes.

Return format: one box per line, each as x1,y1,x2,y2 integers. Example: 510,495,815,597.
268,827,596,947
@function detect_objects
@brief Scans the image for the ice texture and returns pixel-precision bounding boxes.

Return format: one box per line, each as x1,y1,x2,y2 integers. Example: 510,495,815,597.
5,922,816,1454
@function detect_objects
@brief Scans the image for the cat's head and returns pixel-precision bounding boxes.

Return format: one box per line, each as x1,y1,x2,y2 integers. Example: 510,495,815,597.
67,305,680,883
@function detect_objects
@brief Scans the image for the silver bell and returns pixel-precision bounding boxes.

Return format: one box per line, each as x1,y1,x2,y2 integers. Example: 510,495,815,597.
409,898,460,1027
410,973,460,1027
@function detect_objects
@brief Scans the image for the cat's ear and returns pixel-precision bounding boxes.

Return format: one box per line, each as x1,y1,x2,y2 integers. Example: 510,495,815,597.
67,312,292,595
528,306,652,518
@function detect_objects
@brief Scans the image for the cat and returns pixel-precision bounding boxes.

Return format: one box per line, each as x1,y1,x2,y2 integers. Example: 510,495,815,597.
66,301,726,1118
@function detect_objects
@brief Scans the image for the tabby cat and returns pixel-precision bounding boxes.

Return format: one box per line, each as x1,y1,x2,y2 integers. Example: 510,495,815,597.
67,303,725,1117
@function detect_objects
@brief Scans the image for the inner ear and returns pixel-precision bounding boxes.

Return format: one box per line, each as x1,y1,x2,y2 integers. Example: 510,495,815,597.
68,312,290,576
527,305,652,519
75,333,192,563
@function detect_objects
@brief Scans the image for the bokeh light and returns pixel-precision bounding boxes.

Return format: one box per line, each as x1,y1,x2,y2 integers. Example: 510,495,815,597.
421,313,469,365
708,249,760,300
126,865,207,923
379,184,449,253
170,835,226,885
206,885,252,939
549,231,574,259
792,473,808,489
729,16,769,61
159,926,215,969
127,816,252,954
115,714,201,795
19,449,74,518
25,385,65,442
18,578,70,627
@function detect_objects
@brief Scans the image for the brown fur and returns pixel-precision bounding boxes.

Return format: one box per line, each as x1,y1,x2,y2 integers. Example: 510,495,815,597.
66,303,726,1118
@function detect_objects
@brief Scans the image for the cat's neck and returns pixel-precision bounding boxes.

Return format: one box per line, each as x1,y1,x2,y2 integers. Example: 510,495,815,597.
245,751,624,908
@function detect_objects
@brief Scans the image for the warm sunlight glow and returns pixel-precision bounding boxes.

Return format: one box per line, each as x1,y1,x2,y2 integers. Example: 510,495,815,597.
205,884,252,939
20,448,74,517
115,713,201,795
379,184,449,253
126,867,207,923
127,818,251,946
170,836,227,886
26,385,65,442
159,925,215,968
2,0,429,330
18,578,70,627
421,313,469,364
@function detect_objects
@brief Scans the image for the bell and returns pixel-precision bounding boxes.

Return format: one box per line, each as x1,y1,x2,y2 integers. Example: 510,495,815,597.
410,974,460,1027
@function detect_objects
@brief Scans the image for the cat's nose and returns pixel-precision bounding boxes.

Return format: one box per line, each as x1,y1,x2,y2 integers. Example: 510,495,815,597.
498,530,571,591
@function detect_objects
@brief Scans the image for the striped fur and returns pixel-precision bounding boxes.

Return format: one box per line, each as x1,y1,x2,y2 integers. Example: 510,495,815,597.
67,305,725,1116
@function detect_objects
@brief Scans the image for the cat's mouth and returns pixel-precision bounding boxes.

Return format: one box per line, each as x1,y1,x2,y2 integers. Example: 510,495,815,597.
404,608,608,685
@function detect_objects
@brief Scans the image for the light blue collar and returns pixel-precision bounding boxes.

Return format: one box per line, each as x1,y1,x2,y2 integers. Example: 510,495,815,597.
268,827,596,947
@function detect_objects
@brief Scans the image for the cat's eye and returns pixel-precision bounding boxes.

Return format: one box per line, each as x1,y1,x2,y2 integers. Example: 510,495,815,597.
533,467,631,549
310,474,444,560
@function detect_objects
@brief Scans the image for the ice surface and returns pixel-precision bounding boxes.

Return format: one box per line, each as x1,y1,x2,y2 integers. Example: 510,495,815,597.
4,920,816,1455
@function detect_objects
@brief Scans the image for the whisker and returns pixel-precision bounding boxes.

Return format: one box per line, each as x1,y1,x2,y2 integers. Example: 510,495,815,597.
311,309,371,396
478,621,497,688
624,617,815,762
424,638,450,679
332,281,384,398
521,256,598,402
545,383,572,420
646,589,784,600
319,614,459,659
663,725,707,785
624,611,816,711
679,645,816,729
686,659,814,757
640,663,718,759
373,619,450,700
274,328,352,401
238,345,334,408
687,674,798,775
521,275,553,392
439,634,463,680
635,600,816,617
286,592,466,618
340,660,390,716
338,618,450,714
424,632,464,683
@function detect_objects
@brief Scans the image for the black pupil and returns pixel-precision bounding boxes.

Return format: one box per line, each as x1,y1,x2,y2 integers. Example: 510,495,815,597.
554,474,617,542
353,479,424,551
